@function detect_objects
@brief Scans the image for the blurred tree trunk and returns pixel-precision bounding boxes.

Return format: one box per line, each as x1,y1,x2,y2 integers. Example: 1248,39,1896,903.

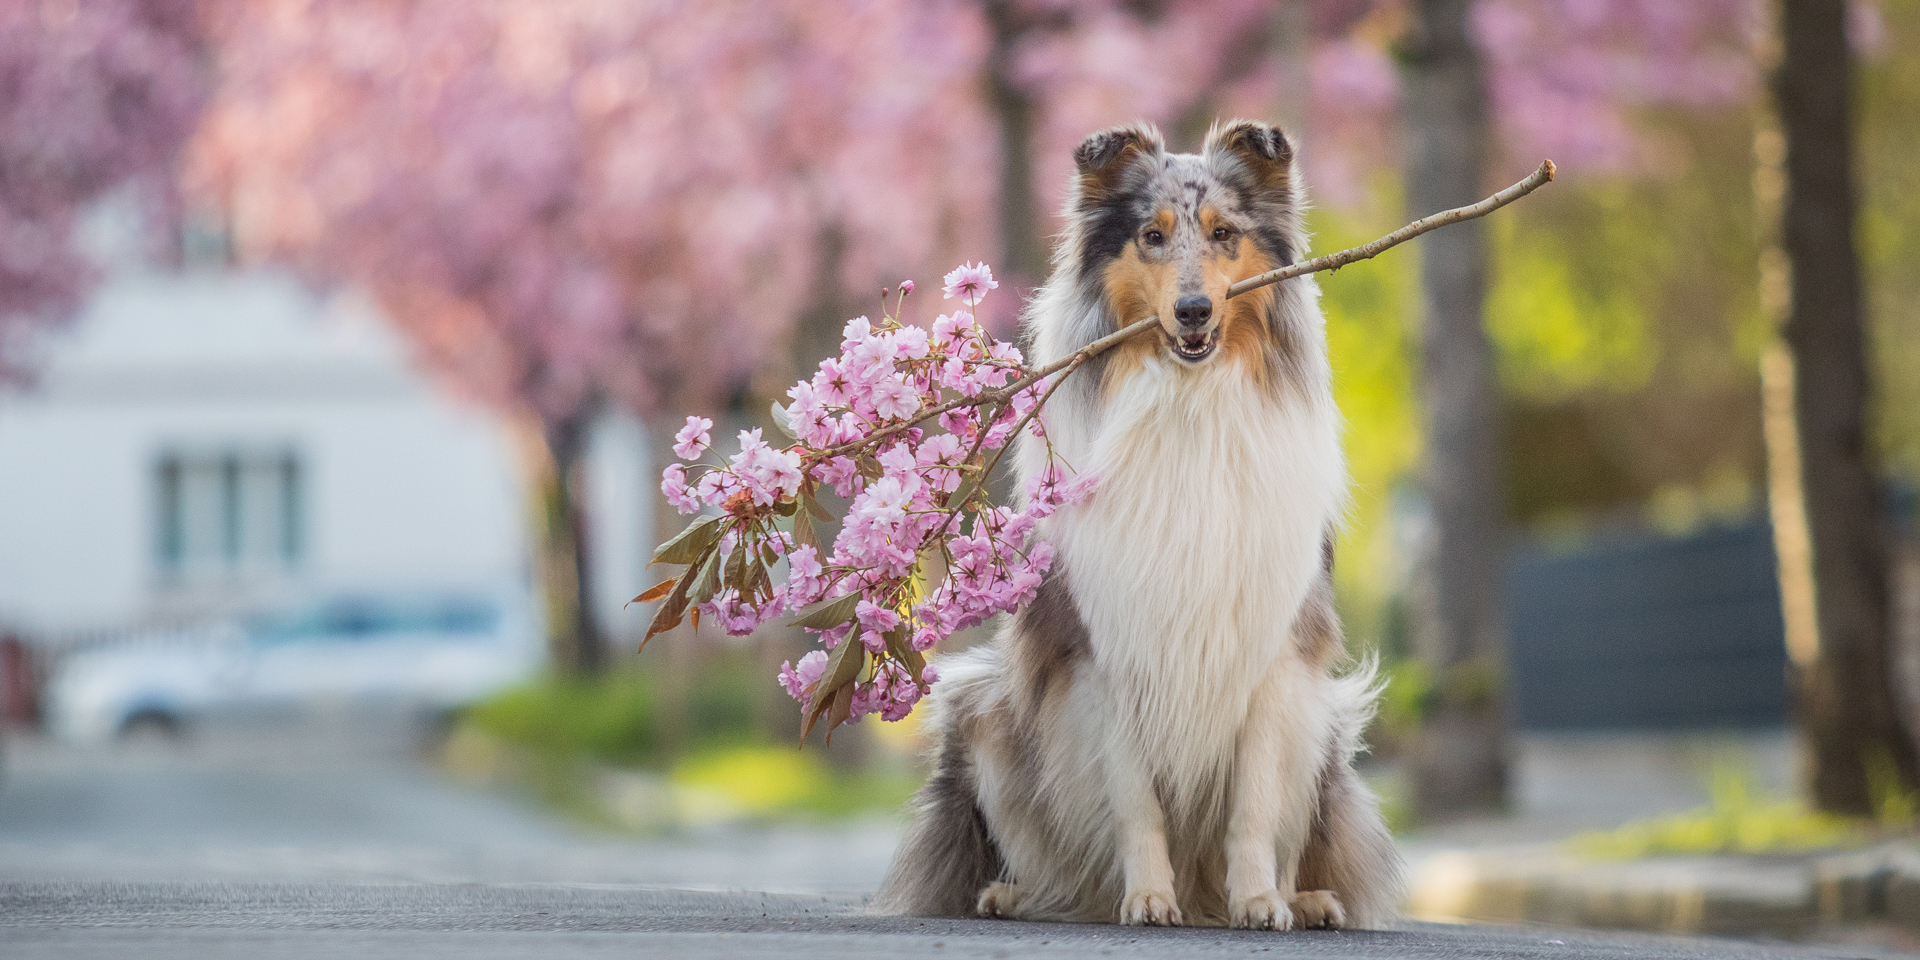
984,0,1051,286
1401,0,1509,819
535,409,605,677
1775,0,1920,815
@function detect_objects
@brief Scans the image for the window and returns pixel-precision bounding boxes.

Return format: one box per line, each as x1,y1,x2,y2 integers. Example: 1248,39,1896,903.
156,449,302,577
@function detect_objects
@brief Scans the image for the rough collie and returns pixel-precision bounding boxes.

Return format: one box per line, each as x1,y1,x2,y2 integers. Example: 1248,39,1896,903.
871,120,1404,929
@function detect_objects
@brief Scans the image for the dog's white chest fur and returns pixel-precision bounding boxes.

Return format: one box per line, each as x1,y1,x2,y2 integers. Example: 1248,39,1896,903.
1045,359,1344,780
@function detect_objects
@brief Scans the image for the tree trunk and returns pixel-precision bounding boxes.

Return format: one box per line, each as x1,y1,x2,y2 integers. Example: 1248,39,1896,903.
1775,0,1920,815
984,0,1049,287
537,411,604,677
1401,0,1509,819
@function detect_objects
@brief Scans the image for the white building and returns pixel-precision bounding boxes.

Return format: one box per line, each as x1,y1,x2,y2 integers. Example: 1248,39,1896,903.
0,207,653,646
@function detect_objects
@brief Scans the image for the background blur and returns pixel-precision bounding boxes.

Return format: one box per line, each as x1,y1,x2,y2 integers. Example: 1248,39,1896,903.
3,0,1920,940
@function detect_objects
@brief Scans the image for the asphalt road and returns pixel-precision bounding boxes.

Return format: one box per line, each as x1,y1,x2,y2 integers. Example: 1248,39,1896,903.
0,715,1900,959
5,880,1894,960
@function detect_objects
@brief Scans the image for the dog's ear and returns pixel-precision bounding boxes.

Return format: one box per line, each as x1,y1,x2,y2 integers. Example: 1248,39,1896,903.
1203,119,1294,197
1073,123,1163,199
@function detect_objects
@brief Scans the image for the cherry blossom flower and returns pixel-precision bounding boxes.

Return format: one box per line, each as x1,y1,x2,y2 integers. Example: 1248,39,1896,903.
942,262,998,303
674,417,714,460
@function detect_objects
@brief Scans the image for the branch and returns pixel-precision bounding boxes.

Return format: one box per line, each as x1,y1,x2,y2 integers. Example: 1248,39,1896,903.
1226,160,1556,299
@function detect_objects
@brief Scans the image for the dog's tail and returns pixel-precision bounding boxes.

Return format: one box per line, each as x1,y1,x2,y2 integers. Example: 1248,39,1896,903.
867,723,1001,917
1297,656,1407,928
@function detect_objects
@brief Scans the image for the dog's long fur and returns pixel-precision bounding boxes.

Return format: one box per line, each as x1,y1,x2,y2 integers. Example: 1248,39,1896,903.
871,120,1404,929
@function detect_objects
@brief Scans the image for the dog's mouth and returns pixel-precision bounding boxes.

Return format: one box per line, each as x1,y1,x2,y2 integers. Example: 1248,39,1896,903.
1168,329,1217,362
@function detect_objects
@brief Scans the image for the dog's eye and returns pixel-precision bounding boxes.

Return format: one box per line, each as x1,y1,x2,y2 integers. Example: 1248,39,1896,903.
1143,229,1164,246
1212,227,1234,242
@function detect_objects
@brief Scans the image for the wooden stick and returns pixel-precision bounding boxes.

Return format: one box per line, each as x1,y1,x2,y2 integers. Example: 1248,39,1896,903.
1227,159,1556,299
809,160,1555,463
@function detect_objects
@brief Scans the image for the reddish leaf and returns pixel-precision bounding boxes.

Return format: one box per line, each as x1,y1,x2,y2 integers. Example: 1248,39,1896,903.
630,576,679,606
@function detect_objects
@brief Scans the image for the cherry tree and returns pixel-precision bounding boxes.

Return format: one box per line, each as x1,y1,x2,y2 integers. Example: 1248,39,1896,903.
0,0,209,380
187,0,996,674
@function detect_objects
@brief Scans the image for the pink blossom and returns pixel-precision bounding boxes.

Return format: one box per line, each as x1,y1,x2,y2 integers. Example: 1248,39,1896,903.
930,312,977,355
857,599,901,633
841,316,872,348
778,650,830,701
876,442,918,477
899,280,914,295
942,262,998,302
812,357,857,407
893,326,931,360
661,463,700,514
674,416,714,460
915,434,966,492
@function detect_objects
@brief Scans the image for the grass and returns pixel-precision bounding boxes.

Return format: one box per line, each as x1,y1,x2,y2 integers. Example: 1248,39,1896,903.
1570,760,1898,860
457,655,922,825
670,745,922,823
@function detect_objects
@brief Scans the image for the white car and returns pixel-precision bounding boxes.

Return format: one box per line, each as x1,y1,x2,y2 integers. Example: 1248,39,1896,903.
47,591,542,743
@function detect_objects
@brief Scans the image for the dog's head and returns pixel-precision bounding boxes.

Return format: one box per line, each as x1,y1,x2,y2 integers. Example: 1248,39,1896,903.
1068,120,1300,369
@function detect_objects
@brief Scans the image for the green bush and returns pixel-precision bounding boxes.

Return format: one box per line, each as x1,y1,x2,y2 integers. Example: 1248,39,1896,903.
462,654,769,768
1572,761,1872,860
464,666,666,766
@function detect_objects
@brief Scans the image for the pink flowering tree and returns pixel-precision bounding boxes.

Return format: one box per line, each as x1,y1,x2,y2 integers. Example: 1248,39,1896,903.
187,0,994,675
0,0,210,380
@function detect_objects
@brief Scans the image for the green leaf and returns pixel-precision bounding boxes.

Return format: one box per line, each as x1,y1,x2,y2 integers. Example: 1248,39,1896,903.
856,454,883,480
823,683,855,743
688,549,723,606
724,542,749,592
747,556,771,603
884,628,926,680
793,508,820,554
770,400,797,440
650,515,723,567
799,636,865,742
787,592,861,630
801,481,834,521
773,498,798,517
822,631,866,691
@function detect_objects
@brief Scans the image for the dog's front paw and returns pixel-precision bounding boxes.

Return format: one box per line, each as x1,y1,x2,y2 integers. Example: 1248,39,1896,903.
1229,889,1293,930
1288,890,1345,929
976,881,1023,919
1119,889,1183,926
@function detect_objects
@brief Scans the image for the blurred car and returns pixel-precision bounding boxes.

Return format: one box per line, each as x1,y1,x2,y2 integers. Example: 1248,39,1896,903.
47,591,541,743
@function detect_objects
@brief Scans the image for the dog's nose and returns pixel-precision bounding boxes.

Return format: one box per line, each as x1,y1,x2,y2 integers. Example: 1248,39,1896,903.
1174,295,1213,328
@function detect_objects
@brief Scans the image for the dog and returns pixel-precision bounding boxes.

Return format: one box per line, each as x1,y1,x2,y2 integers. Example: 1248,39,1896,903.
869,119,1404,929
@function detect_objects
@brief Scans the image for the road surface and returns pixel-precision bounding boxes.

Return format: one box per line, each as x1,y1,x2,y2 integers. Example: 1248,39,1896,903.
0,715,1901,959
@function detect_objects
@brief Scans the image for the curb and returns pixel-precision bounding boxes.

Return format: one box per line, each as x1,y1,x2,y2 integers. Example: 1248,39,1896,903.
1410,841,1920,940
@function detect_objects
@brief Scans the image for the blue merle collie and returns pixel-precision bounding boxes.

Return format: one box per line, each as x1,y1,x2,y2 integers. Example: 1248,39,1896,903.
871,120,1403,929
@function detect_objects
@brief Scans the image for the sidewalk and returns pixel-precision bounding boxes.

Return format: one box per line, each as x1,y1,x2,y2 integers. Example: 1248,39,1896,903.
1397,730,1920,954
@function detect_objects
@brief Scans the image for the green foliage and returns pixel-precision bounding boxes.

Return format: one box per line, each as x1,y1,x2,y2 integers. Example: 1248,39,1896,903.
465,666,666,766
1310,186,1420,646
1572,761,1869,860
463,658,762,768
1375,657,1431,743
670,745,921,821
1861,0,1920,481
1486,199,1657,400
461,656,920,824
